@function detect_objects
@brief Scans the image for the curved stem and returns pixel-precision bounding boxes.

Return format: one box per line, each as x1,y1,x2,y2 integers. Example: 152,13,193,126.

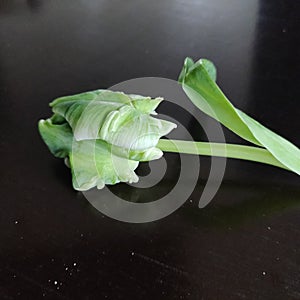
157,139,288,170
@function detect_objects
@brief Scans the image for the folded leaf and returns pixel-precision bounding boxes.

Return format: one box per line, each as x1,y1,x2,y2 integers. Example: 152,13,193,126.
179,57,300,175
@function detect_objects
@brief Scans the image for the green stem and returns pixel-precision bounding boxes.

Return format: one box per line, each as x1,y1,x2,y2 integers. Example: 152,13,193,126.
157,139,288,170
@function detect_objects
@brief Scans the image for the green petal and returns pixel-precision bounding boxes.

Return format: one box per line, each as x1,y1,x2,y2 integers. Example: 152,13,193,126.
111,144,163,161
38,118,140,191
50,90,175,147
38,119,72,158
131,96,163,114
50,89,177,158
100,105,176,151
70,139,139,191
51,90,129,141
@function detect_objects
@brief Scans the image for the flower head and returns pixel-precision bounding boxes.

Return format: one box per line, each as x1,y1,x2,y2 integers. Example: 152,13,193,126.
39,89,177,190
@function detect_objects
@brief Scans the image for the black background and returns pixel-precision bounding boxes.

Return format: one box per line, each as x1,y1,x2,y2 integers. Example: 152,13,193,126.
0,0,300,299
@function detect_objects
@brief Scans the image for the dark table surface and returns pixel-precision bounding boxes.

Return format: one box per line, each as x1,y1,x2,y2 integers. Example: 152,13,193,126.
1,0,300,299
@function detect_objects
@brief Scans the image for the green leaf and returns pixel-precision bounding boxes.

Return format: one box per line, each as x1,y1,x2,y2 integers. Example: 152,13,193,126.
179,57,300,175
237,110,300,175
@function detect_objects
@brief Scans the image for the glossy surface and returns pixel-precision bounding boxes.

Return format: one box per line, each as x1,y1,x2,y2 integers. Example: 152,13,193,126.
0,0,300,299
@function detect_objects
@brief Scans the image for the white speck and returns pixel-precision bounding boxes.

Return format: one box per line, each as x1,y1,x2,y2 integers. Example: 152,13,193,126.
20,236,24,240
42,293,46,297
276,257,280,261
48,279,51,283
14,221,18,224
70,272,73,276
56,286,60,290
51,258,55,262
13,275,16,278
54,281,58,285
73,262,77,266
131,252,135,256
262,271,266,276
267,226,271,230
59,282,63,286
80,233,84,237
189,199,193,203
65,267,68,271
102,251,106,255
